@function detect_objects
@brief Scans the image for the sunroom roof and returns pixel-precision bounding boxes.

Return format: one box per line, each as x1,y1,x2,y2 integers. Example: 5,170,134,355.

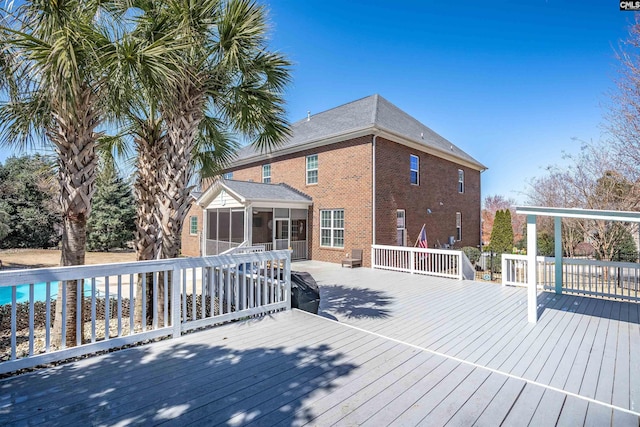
196,179,312,207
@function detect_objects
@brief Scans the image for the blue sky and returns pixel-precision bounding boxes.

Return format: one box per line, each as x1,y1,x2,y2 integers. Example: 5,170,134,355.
0,1,633,204
264,1,635,203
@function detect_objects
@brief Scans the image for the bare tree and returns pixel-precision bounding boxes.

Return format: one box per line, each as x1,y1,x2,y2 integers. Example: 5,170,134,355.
527,143,640,260
607,16,640,181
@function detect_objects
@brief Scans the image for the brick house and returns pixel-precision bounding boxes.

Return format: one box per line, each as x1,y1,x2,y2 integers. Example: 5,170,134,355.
181,94,486,266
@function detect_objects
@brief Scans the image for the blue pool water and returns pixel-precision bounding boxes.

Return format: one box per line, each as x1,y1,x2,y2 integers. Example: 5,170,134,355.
0,282,97,305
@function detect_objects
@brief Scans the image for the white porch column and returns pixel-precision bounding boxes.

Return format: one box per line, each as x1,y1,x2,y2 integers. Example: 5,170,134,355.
527,214,538,323
201,209,208,256
554,216,563,294
245,205,253,244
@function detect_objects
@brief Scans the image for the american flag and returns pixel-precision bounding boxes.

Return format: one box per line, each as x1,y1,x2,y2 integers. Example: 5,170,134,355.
418,226,428,249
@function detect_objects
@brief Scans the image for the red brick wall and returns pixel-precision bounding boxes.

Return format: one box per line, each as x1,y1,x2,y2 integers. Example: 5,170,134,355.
228,136,374,266
187,134,482,264
181,203,203,257
375,137,481,250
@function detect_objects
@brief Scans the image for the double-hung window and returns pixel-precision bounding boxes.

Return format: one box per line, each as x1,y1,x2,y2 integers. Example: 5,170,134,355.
320,209,344,248
306,154,318,184
410,154,419,185
189,216,198,235
458,169,464,193
456,212,462,241
262,164,271,183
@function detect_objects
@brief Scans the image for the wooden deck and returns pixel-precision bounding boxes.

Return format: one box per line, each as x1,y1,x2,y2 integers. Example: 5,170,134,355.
1,261,639,426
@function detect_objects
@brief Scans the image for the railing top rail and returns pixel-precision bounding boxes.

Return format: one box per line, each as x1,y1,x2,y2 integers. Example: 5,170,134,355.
501,253,640,269
0,250,292,287
372,244,462,255
501,254,553,262
562,258,640,268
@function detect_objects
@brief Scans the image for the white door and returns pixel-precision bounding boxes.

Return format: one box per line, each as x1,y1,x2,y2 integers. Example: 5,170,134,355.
274,218,290,250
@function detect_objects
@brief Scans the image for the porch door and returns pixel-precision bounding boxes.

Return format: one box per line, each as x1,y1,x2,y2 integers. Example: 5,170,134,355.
397,209,407,246
274,218,290,250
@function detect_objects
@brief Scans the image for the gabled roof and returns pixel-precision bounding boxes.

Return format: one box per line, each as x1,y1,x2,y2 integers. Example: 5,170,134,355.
232,94,487,171
196,179,312,207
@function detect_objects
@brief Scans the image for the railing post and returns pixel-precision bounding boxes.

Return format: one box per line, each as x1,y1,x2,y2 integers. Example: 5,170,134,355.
371,245,375,269
410,250,415,274
501,255,507,286
458,252,463,280
527,215,538,324
554,216,563,295
284,252,292,311
171,261,182,339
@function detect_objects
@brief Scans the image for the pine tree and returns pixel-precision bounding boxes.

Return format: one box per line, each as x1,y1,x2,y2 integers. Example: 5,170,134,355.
87,163,135,251
0,155,59,248
488,210,514,254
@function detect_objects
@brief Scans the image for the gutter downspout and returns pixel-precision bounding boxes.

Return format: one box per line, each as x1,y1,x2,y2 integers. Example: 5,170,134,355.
372,134,377,266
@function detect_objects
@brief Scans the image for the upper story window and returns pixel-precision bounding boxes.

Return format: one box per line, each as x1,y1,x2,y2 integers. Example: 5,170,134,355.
410,154,419,185
456,212,462,241
306,154,318,185
458,169,464,193
223,172,233,180
320,209,344,248
262,164,271,183
189,216,198,235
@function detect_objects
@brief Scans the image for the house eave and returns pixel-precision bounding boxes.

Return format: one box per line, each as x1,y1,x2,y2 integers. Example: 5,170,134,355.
228,125,487,172
230,126,375,169
375,127,487,172
196,181,246,207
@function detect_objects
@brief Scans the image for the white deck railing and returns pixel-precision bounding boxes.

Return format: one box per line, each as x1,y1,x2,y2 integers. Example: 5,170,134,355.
0,250,291,374
501,254,640,302
254,240,307,260
205,239,241,256
501,254,554,288
291,240,307,260
371,244,474,280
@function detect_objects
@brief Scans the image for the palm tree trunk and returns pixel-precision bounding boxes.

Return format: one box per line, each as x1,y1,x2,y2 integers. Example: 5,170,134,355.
157,83,203,325
133,128,165,326
53,215,87,347
50,86,99,348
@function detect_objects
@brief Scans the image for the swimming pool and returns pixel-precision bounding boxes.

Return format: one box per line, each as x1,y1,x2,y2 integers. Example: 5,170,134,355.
0,282,98,305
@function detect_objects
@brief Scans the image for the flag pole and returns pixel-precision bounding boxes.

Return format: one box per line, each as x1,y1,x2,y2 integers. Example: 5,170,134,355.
414,223,426,247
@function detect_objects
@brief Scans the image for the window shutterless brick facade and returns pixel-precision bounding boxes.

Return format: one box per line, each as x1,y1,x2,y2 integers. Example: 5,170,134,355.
227,136,373,265
181,204,203,256
180,95,484,263
374,137,481,251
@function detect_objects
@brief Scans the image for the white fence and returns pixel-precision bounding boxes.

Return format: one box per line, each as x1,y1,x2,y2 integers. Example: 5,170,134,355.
255,241,307,260
371,244,474,280
0,250,291,374
502,254,640,302
501,254,553,288
205,239,241,256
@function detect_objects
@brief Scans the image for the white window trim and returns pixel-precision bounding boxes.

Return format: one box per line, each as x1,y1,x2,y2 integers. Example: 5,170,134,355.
320,209,344,248
396,209,406,229
458,169,464,193
306,154,318,185
189,216,198,235
262,164,271,183
410,154,419,185
456,212,462,241
397,209,407,246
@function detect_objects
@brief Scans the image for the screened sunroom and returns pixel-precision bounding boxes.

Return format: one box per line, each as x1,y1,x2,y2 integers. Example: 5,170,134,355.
196,180,312,260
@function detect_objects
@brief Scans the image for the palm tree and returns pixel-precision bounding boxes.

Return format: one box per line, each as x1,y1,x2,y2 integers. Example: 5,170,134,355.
155,0,291,260
113,0,290,325
0,0,118,347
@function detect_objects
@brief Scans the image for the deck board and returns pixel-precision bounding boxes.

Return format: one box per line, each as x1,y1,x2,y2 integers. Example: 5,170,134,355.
0,261,638,426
